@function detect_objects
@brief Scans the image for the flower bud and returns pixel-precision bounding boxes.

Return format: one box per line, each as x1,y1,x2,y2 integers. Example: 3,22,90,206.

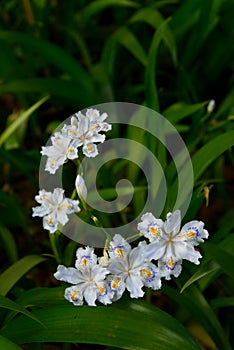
207,99,215,113
75,174,87,202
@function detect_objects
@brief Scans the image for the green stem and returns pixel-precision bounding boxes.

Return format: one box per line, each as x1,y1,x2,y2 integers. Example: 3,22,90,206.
49,231,63,264
145,288,152,304
80,196,88,211
91,214,111,242
71,188,77,200
126,233,143,242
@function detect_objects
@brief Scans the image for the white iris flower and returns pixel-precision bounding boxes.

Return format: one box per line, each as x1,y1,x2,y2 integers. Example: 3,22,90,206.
42,109,111,173
62,110,109,158
41,133,78,174
108,234,131,260
54,247,112,306
137,212,163,242
138,210,208,280
32,188,80,233
108,236,161,298
85,108,112,133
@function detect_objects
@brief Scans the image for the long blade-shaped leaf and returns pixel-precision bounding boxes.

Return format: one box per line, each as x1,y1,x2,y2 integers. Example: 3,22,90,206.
204,243,234,279
0,78,97,107
0,335,21,350
130,7,177,66
0,31,93,87
80,0,139,22
112,27,147,65
163,101,208,124
163,284,232,350
210,297,234,309
0,96,49,147
0,255,47,296
1,299,201,350
180,260,220,293
145,18,175,111
0,295,43,326
192,131,234,182
0,226,18,263
168,131,234,210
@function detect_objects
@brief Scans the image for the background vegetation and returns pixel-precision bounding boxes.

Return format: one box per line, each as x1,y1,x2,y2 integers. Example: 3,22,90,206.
0,0,233,349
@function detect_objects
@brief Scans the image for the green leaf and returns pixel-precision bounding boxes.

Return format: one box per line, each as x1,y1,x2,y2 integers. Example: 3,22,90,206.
0,96,49,147
0,226,18,263
214,88,234,119
210,297,234,309
0,78,97,107
15,287,66,309
192,131,234,182
204,242,234,279
180,260,220,293
163,284,232,350
0,335,21,350
163,101,208,124
130,7,177,65
181,234,234,292
0,295,43,326
0,191,27,229
0,255,47,296
112,27,147,65
4,287,66,324
0,31,93,87
212,209,234,243
1,299,201,349
145,18,176,111
88,186,147,203
80,0,139,22
130,6,165,28
168,130,234,211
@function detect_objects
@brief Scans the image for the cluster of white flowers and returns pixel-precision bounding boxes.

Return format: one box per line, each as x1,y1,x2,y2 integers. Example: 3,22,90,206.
33,108,111,232
54,210,208,306
54,234,161,306
33,107,209,306
41,108,111,174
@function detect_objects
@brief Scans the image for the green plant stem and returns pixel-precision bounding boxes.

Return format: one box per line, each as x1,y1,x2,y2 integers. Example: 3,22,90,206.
80,196,88,211
126,233,142,241
91,214,111,242
145,288,152,304
49,231,63,264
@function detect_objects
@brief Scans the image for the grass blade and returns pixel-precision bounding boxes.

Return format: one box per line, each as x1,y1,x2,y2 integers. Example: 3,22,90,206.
113,26,147,66
0,295,43,326
163,284,232,350
180,260,220,293
0,78,97,107
0,96,49,147
145,18,175,111
0,226,18,263
1,299,201,350
163,101,208,124
210,297,234,309
204,243,234,280
192,131,234,182
0,31,93,86
0,255,47,296
79,0,139,23
0,335,21,350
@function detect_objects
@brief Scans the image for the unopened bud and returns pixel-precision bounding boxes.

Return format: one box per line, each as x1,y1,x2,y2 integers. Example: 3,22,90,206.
207,100,215,113
75,174,87,201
